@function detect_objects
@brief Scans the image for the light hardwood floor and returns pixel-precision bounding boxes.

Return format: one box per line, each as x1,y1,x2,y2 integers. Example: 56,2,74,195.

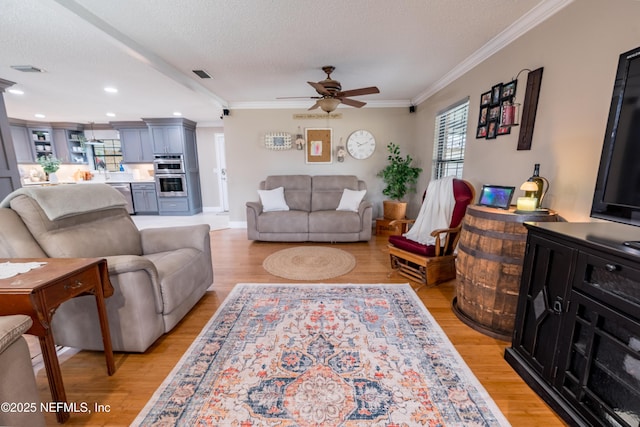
36,229,566,426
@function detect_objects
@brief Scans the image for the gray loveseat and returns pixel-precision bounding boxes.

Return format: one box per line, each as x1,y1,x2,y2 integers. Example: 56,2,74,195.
246,175,372,242
0,184,213,353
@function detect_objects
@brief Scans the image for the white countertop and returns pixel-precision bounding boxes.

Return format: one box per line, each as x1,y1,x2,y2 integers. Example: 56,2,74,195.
22,179,155,186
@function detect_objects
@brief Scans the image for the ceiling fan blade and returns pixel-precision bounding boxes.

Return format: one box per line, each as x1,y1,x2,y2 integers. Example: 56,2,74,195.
337,86,380,97
339,97,366,108
276,96,321,99
308,101,321,110
308,81,331,96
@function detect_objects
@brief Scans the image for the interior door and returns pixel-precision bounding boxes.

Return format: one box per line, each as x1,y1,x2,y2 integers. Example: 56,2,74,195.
214,133,229,212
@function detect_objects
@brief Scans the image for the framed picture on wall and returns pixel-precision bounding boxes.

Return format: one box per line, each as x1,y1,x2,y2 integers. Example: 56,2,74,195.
488,105,501,121
480,90,492,106
305,128,332,164
501,80,517,99
486,120,498,139
476,126,487,138
491,84,502,105
478,106,488,126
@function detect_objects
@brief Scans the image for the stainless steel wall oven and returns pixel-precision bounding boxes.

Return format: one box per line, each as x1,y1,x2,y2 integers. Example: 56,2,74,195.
154,155,187,197
156,174,187,197
153,155,185,174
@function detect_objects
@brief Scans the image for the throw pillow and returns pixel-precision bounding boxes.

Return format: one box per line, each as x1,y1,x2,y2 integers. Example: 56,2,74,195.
336,188,366,212
258,186,290,212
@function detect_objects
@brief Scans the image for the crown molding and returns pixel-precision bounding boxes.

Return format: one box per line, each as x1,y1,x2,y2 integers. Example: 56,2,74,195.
229,99,412,110
412,0,574,105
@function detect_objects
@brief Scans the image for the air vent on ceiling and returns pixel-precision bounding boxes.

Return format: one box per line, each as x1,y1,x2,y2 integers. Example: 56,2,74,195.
11,65,45,73
192,69,212,79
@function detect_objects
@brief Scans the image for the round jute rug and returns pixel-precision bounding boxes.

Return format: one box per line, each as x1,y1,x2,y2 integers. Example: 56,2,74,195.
262,246,356,280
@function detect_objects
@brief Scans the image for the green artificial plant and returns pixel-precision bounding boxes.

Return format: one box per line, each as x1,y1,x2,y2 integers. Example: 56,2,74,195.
37,154,62,174
377,142,423,201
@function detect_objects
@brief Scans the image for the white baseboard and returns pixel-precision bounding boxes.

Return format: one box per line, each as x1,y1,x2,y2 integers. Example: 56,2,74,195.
203,206,225,213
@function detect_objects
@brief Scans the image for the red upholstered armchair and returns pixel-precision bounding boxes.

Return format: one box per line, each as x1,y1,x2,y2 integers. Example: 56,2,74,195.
388,179,475,288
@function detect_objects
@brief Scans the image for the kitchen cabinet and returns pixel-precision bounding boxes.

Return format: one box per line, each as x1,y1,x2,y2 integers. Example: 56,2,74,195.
121,128,153,163
10,124,33,163
505,222,640,426
144,118,201,215
131,183,158,214
157,198,189,213
108,122,155,164
52,126,87,164
149,125,184,154
28,127,56,160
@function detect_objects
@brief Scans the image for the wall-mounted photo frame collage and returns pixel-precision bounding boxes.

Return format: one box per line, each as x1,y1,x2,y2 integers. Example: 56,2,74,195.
476,79,517,140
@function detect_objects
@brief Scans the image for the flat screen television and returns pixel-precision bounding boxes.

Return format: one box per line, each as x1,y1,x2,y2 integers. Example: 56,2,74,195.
591,45,640,227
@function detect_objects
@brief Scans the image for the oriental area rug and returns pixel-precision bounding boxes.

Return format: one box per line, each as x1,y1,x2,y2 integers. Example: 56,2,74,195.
133,284,510,427
262,246,356,280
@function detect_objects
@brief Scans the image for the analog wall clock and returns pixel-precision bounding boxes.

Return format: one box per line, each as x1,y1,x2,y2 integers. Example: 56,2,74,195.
346,129,376,160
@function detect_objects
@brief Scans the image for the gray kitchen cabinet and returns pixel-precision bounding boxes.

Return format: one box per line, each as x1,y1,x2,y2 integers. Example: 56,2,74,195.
144,118,201,215
157,197,189,213
149,125,183,154
10,124,34,163
131,183,158,214
111,121,154,163
52,129,70,162
52,125,87,164
28,127,55,160
120,128,153,163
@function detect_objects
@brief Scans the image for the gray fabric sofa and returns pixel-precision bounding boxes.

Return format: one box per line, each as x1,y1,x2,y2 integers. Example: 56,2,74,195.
0,315,46,427
246,175,372,242
0,184,213,353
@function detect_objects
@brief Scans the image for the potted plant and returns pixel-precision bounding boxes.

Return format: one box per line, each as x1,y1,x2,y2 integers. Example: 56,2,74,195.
377,142,423,219
37,154,62,183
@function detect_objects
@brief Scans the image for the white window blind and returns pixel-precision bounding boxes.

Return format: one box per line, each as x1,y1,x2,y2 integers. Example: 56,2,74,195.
432,99,469,179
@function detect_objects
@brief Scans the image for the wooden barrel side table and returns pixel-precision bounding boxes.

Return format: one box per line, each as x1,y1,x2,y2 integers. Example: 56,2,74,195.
453,205,558,340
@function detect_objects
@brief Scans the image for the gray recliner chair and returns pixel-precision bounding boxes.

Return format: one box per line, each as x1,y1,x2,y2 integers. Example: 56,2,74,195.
0,315,46,427
0,184,213,352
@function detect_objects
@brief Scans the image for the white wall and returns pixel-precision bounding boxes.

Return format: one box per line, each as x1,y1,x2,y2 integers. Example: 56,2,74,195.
415,0,640,221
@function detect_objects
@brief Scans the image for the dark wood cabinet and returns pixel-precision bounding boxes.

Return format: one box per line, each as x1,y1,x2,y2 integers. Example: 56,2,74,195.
505,222,640,426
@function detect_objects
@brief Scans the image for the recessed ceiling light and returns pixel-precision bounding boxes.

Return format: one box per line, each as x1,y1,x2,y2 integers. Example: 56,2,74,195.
173,111,182,116
104,87,118,93
106,112,116,117
34,113,46,118
8,89,24,95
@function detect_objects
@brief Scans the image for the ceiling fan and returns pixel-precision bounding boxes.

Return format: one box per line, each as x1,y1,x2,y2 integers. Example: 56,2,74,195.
279,66,380,113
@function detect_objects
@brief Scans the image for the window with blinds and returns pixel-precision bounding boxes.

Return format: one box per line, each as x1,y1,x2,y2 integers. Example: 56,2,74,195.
432,99,469,179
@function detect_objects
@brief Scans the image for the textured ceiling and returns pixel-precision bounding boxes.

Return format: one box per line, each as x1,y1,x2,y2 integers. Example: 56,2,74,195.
0,0,571,126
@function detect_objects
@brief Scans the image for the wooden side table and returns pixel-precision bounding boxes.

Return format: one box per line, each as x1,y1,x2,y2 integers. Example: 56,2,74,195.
375,217,410,236
453,205,558,340
0,258,116,423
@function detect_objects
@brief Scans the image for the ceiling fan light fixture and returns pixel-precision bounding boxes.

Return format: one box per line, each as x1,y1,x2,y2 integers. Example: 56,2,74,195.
318,98,341,113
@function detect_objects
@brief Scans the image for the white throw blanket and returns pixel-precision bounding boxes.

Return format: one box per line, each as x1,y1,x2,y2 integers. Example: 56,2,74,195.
404,176,456,246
